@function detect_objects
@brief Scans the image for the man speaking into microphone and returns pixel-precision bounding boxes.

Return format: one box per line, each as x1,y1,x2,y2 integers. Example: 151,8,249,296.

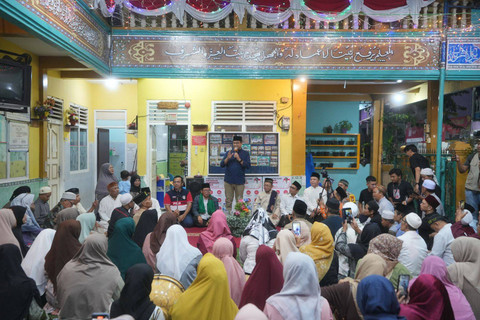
221,135,251,214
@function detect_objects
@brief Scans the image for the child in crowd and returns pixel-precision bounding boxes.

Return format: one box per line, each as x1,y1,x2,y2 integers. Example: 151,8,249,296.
119,170,131,195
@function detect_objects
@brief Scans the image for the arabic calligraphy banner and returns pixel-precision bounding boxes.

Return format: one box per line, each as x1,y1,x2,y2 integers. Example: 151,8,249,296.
112,36,440,70
447,38,480,70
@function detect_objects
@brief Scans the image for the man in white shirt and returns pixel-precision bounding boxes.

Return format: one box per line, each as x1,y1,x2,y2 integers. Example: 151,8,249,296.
303,172,328,221
398,213,428,277
373,185,394,216
421,180,445,216
278,181,301,227
98,182,122,230
428,214,455,266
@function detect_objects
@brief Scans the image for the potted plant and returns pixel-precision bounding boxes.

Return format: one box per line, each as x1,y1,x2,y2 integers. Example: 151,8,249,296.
33,98,55,120
226,198,252,237
65,107,79,126
334,120,353,133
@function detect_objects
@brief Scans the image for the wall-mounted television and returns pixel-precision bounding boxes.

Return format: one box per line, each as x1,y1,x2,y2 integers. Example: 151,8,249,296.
0,58,31,113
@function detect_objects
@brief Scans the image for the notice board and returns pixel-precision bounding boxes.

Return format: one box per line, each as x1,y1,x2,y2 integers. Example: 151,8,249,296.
207,132,279,175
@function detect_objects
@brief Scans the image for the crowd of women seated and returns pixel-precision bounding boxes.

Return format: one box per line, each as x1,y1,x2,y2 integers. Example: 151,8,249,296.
1,177,479,320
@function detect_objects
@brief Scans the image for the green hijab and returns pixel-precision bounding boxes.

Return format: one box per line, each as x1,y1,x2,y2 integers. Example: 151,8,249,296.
76,213,96,244
107,217,146,279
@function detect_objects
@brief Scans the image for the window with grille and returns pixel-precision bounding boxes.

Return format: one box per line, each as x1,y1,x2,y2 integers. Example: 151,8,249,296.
212,101,276,132
46,96,64,123
69,103,88,172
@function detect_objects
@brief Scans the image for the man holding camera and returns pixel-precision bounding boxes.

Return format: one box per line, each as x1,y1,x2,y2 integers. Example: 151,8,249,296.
304,172,328,222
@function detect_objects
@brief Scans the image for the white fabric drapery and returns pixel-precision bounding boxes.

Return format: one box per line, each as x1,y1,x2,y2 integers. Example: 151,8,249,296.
94,0,436,26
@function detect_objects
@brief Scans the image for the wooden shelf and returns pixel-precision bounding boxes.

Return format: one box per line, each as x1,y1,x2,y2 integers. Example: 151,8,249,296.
309,144,357,147
313,156,357,159
315,167,359,170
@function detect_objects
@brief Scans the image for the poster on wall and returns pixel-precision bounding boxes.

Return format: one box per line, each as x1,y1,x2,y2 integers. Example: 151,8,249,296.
8,121,29,151
207,132,279,175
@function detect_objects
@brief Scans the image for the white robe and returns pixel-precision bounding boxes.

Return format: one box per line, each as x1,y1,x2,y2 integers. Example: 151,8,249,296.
398,230,428,277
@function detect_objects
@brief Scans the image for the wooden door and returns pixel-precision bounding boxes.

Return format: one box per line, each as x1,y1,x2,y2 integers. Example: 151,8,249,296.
46,123,61,205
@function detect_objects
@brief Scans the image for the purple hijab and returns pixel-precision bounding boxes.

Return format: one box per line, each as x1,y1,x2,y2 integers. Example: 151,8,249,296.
410,256,475,320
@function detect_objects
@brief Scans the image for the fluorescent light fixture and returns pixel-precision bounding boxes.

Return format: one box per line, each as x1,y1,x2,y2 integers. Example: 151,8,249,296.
105,77,119,90
299,76,307,83
396,80,403,83
391,93,406,105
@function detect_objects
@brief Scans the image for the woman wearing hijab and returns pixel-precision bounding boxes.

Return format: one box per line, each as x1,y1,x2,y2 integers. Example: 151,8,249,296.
4,185,30,208
321,253,387,320
335,221,382,278
76,212,97,244
143,212,177,270
411,256,474,320
157,225,202,289
239,208,277,274
170,253,239,320
95,163,118,203
0,208,21,250
110,263,164,320
0,244,42,320
44,220,82,292
356,275,406,320
399,274,455,320
133,209,158,248
235,304,268,320
55,207,80,228
21,229,56,296
130,173,142,198
10,206,29,256
10,192,42,243
198,210,236,256
273,229,299,264
107,217,146,279
240,245,283,310
299,222,334,282
264,252,332,320
213,237,246,306
447,237,480,319
367,234,411,288
57,233,124,320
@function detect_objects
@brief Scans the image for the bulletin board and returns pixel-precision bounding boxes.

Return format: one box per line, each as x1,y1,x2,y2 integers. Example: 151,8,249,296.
207,132,279,175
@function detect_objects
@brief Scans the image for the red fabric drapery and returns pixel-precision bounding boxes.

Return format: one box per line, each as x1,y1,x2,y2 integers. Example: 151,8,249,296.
363,0,407,10
186,0,230,12
248,0,290,13
128,0,171,10
304,0,350,13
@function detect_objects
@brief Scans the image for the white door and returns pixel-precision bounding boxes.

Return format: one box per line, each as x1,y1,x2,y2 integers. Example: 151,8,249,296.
47,123,62,206
150,125,157,196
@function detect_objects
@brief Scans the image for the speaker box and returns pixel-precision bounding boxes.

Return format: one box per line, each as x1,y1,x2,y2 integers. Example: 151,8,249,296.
186,177,204,200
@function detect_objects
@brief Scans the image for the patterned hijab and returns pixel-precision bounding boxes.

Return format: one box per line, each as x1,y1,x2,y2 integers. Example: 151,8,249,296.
299,222,334,281
367,233,403,275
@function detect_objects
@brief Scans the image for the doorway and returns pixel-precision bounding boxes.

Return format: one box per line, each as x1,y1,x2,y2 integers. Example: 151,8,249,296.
95,110,127,181
46,122,62,205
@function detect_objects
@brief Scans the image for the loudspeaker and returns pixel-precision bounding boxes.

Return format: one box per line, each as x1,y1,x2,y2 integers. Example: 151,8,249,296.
186,177,204,200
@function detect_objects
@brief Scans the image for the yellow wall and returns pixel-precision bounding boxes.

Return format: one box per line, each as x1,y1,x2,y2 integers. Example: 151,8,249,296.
0,37,40,179
137,79,295,176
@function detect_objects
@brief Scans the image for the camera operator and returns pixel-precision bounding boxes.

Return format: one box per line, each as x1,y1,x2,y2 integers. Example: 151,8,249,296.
304,172,328,222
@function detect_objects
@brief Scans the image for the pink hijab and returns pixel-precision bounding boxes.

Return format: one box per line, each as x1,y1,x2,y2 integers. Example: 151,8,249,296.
197,210,234,254
213,237,245,306
410,256,475,320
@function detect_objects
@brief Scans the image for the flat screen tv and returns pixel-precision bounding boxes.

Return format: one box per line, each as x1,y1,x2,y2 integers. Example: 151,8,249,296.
0,58,31,113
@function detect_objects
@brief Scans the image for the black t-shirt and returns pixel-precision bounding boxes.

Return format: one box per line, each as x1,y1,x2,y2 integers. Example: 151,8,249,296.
409,153,430,178
387,180,414,210
358,188,373,206
419,212,435,250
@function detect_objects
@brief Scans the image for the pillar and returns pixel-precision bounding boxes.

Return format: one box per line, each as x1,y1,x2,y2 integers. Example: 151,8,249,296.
291,79,307,175
372,99,384,181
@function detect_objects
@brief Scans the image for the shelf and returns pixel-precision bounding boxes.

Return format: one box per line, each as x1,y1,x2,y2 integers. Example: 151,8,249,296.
309,144,357,147
313,156,357,159
315,167,359,170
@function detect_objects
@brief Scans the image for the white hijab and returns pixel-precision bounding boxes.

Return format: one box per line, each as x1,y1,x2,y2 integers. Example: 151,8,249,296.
266,252,325,320
156,225,201,281
11,193,40,229
21,229,56,295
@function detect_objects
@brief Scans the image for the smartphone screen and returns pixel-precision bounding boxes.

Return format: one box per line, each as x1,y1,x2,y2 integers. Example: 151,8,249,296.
398,274,410,298
459,200,465,210
92,313,109,320
342,208,352,220
292,221,301,237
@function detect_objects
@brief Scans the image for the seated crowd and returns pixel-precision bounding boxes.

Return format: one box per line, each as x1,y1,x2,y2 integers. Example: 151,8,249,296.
1,163,480,320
